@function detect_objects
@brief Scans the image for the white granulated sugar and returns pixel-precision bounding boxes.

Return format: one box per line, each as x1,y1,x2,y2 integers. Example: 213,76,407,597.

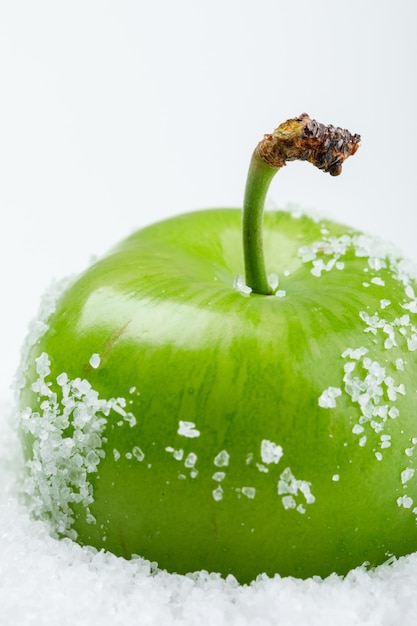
379,437,391,450
240,487,256,499
395,358,404,371
401,468,415,485
184,452,197,468
165,447,184,461
342,347,368,360
213,450,230,467
370,277,385,286
233,274,252,295
318,387,342,409
260,439,283,465
177,421,200,438
397,495,414,509
323,339,409,448
18,353,137,539
89,353,101,369
268,273,279,290
281,494,296,510
212,484,223,501
277,467,315,512
132,446,145,462
407,336,417,351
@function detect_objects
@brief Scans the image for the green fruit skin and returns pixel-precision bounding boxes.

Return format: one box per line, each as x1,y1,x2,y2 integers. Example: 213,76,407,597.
19,209,417,582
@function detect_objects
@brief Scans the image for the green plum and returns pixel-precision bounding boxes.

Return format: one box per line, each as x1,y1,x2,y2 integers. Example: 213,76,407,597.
17,114,417,582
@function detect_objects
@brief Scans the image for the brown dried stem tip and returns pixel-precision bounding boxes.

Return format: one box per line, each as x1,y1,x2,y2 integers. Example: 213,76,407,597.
257,113,361,176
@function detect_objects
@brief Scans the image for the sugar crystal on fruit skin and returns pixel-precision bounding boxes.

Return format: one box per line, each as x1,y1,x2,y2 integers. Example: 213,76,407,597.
401,468,415,485
318,387,342,408
260,439,283,465
132,446,145,462
18,352,138,538
89,353,101,369
213,450,230,467
239,487,256,499
277,467,315,513
212,485,223,501
397,495,414,509
184,452,197,468
178,421,200,438
233,274,252,295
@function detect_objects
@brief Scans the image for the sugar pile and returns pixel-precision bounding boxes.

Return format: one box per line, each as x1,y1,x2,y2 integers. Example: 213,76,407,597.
1,397,417,625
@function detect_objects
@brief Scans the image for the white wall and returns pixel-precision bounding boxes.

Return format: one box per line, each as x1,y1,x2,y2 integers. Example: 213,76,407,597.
1,0,416,392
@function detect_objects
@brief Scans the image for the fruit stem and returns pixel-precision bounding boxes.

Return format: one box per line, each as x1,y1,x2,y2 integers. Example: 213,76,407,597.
242,113,361,296
243,152,277,295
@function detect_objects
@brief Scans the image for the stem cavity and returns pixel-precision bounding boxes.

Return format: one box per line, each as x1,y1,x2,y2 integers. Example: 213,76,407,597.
243,113,361,295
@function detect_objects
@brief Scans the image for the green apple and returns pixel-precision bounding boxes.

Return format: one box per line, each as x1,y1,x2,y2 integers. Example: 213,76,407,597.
17,114,417,583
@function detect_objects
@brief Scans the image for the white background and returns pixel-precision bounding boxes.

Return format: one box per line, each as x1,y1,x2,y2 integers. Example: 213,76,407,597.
1,2,417,624
1,0,416,394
